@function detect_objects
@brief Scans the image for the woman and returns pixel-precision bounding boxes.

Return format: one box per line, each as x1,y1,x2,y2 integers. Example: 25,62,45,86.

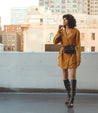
53,14,81,108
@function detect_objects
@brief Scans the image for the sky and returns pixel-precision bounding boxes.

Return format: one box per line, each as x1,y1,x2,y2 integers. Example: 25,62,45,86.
0,0,39,27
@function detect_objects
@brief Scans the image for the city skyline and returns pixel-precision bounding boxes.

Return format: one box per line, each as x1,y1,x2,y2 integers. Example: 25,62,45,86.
0,0,39,27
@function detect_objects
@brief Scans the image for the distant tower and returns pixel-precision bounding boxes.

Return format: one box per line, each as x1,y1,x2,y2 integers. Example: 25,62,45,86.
10,7,29,25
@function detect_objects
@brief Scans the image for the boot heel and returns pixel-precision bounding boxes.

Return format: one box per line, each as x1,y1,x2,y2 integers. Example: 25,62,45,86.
67,97,74,108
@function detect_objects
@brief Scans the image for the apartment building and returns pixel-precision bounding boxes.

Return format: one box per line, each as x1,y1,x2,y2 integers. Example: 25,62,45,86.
3,25,23,51
2,32,20,51
39,0,88,14
88,0,98,15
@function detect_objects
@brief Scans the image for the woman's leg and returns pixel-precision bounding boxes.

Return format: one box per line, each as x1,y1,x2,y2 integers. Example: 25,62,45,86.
70,69,76,80
62,69,68,80
67,68,77,107
62,69,71,104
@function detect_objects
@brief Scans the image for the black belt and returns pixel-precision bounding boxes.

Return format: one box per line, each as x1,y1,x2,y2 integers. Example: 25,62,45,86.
61,45,76,54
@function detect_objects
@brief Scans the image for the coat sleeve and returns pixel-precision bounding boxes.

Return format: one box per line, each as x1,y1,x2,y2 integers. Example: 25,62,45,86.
53,30,63,44
76,29,81,62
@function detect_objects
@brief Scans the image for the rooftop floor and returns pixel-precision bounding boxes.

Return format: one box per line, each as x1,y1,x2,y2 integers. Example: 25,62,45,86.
0,92,98,113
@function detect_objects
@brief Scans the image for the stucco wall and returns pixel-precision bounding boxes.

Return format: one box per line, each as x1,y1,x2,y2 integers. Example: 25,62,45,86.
0,52,98,91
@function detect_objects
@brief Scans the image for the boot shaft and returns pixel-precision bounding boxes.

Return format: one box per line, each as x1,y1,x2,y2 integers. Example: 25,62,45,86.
70,80,77,98
63,79,71,93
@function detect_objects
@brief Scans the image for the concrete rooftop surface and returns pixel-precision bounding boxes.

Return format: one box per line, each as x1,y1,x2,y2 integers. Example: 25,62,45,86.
0,92,98,113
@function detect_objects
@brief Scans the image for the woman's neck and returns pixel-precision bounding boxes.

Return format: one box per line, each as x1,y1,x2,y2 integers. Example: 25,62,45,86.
65,25,69,30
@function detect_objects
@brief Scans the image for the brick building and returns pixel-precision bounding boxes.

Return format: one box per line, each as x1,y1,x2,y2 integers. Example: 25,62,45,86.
2,32,20,51
3,25,23,51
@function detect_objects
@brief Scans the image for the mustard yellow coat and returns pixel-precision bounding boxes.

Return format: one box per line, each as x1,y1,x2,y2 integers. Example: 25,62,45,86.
53,27,81,69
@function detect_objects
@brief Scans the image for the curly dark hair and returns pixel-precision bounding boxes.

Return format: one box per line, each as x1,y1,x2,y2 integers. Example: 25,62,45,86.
63,14,76,28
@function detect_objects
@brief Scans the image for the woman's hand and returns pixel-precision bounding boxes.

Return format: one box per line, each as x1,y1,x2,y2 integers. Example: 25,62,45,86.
76,61,80,66
58,25,64,33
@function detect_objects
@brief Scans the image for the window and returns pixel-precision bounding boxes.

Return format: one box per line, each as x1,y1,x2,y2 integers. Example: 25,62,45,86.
78,1,82,4
19,29,21,32
49,33,54,41
12,44,15,46
62,5,65,8
84,6,87,9
73,5,77,8
8,47,11,51
62,0,65,3
56,5,60,8
93,19,97,24
91,46,95,51
80,20,85,23
35,8,38,11
12,40,14,42
45,1,48,4
45,6,48,9
91,33,95,40
67,0,71,3
4,47,6,51
84,2,87,5
81,46,85,51
50,5,54,8
78,5,82,8
3,36,7,38
47,18,55,22
50,0,54,3
56,0,60,3
40,18,43,23
84,11,87,13
67,9,71,12
73,0,77,3
4,40,7,42
73,9,77,13
56,9,60,12
39,2,44,6
12,46,15,51
62,9,65,13
80,33,85,40
51,10,54,12
78,10,82,13
8,36,13,38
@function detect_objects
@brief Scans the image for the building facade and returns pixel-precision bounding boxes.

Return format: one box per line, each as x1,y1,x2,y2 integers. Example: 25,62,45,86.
39,0,88,14
22,6,98,52
10,7,29,25
88,0,98,15
3,25,23,51
0,43,4,51
2,32,20,51
39,0,98,15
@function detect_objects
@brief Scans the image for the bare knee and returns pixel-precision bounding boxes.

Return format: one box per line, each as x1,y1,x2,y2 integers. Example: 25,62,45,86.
70,69,76,80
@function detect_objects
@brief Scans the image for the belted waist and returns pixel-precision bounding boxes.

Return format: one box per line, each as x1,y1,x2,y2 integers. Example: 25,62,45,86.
59,45,76,59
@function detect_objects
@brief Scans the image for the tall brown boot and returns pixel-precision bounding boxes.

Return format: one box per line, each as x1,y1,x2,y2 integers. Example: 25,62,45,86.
67,80,77,108
63,79,71,104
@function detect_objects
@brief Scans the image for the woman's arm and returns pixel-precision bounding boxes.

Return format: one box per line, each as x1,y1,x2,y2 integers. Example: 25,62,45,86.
76,29,81,63
53,30,63,44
